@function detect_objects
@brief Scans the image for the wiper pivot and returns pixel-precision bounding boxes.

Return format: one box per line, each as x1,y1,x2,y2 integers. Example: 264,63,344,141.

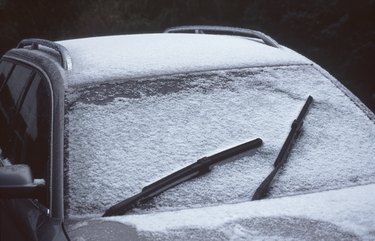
103,137,263,217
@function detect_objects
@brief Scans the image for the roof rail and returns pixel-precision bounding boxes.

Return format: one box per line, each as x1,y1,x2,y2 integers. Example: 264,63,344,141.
164,25,280,48
17,38,72,70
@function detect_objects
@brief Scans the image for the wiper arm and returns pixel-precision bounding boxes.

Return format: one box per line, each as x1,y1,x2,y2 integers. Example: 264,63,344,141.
252,96,313,201
103,137,263,217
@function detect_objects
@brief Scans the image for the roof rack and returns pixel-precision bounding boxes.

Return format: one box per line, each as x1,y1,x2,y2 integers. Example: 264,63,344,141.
164,25,280,48
17,38,72,70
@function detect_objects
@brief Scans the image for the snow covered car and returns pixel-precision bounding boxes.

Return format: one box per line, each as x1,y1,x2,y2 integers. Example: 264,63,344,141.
0,26,374,241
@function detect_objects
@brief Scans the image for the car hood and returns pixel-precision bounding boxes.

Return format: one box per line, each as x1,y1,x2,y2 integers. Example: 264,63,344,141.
66,183,375,241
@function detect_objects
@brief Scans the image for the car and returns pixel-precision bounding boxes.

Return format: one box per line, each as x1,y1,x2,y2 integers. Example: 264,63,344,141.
0,25,374,241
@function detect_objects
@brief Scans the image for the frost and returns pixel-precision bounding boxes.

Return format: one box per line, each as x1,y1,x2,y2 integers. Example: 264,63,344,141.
65,65,375,217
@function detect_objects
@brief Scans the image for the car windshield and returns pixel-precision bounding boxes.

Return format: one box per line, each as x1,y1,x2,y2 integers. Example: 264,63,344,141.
65,65,375,217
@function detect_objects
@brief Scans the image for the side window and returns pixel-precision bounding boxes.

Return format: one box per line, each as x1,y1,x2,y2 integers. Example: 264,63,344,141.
16,74,51,179
0,61,14,90
6,65,33,107
0,64,33,161
0,61,15,129
0,64,33,127
0,61,52,205
0,62,51,174
0,61,14,161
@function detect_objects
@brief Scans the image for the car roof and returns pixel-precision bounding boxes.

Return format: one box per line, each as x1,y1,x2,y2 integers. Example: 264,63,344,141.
4,28,312,88
53,32,311,87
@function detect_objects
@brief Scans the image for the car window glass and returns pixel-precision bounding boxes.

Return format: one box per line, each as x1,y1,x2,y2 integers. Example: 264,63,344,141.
0,63,33,162
7,71,52,206
19,75,41,140
0,61,14,155
0,61,14,90
17,73,51,179
6,64,33,106
0,63,51,181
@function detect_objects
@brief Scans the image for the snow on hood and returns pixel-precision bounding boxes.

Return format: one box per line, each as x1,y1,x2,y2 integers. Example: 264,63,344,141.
100,183,375,241
57,33,310,87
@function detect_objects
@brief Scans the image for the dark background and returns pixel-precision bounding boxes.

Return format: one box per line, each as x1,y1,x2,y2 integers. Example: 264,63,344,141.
1,0,374,112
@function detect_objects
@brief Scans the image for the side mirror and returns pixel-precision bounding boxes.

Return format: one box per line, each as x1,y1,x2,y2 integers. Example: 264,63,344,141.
0,164,43,198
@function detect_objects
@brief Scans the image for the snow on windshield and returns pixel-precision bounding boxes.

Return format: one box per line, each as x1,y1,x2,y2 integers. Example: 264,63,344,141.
65,65,375,216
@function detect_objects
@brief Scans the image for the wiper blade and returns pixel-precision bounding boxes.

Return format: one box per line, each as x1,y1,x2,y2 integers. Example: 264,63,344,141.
103,137,263,217
252,96,313,201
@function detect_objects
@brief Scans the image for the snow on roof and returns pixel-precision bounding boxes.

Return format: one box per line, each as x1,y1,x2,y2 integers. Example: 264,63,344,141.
57,33,310,87
105,183,375,241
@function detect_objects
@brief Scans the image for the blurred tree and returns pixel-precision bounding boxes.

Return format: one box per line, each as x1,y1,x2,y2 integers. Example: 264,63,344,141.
0,0,373,110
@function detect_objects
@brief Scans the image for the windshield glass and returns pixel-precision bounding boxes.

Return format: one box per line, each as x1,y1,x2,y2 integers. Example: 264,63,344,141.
65,65,375,216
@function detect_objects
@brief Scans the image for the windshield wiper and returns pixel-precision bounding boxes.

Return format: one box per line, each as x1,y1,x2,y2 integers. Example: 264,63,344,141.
252,96,313,201
103,137,263,217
